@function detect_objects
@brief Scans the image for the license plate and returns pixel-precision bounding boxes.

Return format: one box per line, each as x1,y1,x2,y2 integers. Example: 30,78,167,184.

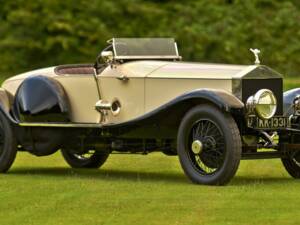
247,116,290,129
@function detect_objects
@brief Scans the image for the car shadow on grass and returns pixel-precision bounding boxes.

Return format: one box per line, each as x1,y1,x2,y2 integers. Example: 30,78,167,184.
231,176,299,186
9,167,190,184
8,167,300,186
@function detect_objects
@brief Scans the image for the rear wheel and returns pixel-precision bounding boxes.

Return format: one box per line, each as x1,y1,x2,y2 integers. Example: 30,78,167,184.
281,151,300,178
61,149,109,169
177,105,242,185
0,111,17,172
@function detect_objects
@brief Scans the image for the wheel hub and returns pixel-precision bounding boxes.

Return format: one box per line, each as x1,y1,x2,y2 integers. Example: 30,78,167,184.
188,119,226,173
191,140,203,154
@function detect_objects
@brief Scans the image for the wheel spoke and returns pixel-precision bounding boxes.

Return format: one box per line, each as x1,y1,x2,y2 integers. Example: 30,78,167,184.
188,119,225,175
74,150,96,160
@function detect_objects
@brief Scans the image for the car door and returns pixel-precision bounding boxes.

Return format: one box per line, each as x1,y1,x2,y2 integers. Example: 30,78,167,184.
97,64,145,124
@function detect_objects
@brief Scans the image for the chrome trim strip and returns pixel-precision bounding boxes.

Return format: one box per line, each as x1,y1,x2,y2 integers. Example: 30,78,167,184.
174,42,180,57
112,38,117,58
232,78,242,100
232,65,257,79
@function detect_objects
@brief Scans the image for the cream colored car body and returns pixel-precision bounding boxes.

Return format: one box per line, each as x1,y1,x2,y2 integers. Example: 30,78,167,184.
2,61,255,124
0,38,294,186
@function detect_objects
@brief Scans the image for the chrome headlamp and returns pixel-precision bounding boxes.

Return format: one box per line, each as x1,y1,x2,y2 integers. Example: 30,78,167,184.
246,89,277,119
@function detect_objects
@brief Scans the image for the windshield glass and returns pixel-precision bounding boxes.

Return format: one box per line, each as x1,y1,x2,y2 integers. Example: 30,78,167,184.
112,38,181,60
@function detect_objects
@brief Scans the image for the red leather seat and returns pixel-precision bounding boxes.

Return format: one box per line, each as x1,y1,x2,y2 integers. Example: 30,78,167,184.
55,64,94,75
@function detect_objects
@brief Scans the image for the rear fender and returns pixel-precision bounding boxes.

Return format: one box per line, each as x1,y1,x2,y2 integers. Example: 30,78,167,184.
12,75,70,122
0,88,17,125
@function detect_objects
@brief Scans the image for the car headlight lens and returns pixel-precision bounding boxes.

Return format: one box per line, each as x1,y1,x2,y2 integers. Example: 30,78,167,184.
246,89,277,119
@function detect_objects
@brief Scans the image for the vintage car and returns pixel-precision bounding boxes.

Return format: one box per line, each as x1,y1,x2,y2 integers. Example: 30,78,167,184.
0,38,300,185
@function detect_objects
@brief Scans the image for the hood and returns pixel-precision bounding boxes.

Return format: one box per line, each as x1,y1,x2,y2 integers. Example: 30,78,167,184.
120,60,256,79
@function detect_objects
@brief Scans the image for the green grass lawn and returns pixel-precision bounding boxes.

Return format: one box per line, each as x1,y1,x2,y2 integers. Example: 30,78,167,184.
284,78,300,91
0,77,299,225
0,152,299,225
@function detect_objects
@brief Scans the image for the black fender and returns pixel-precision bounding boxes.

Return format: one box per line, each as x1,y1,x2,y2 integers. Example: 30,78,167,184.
170,88,244,112
283,88,300,116
12,75,70,156
105,89,244,138
13,75,69,122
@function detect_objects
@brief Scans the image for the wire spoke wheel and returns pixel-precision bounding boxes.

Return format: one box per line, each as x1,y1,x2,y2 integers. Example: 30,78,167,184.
188,119,225,175
61,148,109,169
177,105,241,185
291,151,300,167
73,150,97,160
281,150,300,178
0,112,17,173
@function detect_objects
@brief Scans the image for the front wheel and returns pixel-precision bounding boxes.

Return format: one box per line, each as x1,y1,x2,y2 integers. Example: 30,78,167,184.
177,105,242,185
61,149,109,169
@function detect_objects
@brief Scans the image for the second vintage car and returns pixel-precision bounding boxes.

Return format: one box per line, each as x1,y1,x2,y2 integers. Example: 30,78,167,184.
0,38,300,185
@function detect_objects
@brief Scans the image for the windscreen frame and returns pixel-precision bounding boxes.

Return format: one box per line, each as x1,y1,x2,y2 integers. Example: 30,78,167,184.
112,38,181,60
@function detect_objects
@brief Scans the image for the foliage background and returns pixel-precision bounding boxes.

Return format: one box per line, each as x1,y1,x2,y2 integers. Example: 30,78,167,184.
1,0,300,78
1,2,300,225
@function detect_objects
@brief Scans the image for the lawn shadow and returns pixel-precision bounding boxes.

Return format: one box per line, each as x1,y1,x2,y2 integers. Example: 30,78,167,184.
7,167,300,186
9,167,189,184
231,176,299,186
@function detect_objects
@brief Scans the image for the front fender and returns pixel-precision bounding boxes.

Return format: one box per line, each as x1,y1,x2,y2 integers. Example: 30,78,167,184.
283,88,300,116
176,88,244,112
105,89,244,135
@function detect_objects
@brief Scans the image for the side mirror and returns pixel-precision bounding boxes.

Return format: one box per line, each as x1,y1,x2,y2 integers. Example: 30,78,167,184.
101,51,114,63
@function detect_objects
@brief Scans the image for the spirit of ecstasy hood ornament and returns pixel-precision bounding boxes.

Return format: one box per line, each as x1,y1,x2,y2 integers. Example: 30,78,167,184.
249,48,261,65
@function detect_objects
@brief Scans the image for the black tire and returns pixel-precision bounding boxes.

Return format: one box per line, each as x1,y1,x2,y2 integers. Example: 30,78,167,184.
0,111,17,172
281,152,300,178
177,104,242,185
61,149,109,169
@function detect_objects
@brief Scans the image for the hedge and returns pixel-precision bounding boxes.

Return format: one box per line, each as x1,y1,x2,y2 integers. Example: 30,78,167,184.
1,0,300,77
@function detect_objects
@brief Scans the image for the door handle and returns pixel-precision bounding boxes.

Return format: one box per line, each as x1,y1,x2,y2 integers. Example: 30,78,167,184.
116,75,129,82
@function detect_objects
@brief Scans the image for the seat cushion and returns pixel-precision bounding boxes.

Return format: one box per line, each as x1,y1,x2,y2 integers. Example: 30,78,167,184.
55,64,94,75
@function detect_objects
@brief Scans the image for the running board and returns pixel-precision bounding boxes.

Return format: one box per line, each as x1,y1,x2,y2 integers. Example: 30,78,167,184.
242,151,283,160
18,122,104,128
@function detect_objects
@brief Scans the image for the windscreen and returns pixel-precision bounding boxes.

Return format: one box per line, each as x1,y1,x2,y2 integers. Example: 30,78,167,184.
112,38,180,59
